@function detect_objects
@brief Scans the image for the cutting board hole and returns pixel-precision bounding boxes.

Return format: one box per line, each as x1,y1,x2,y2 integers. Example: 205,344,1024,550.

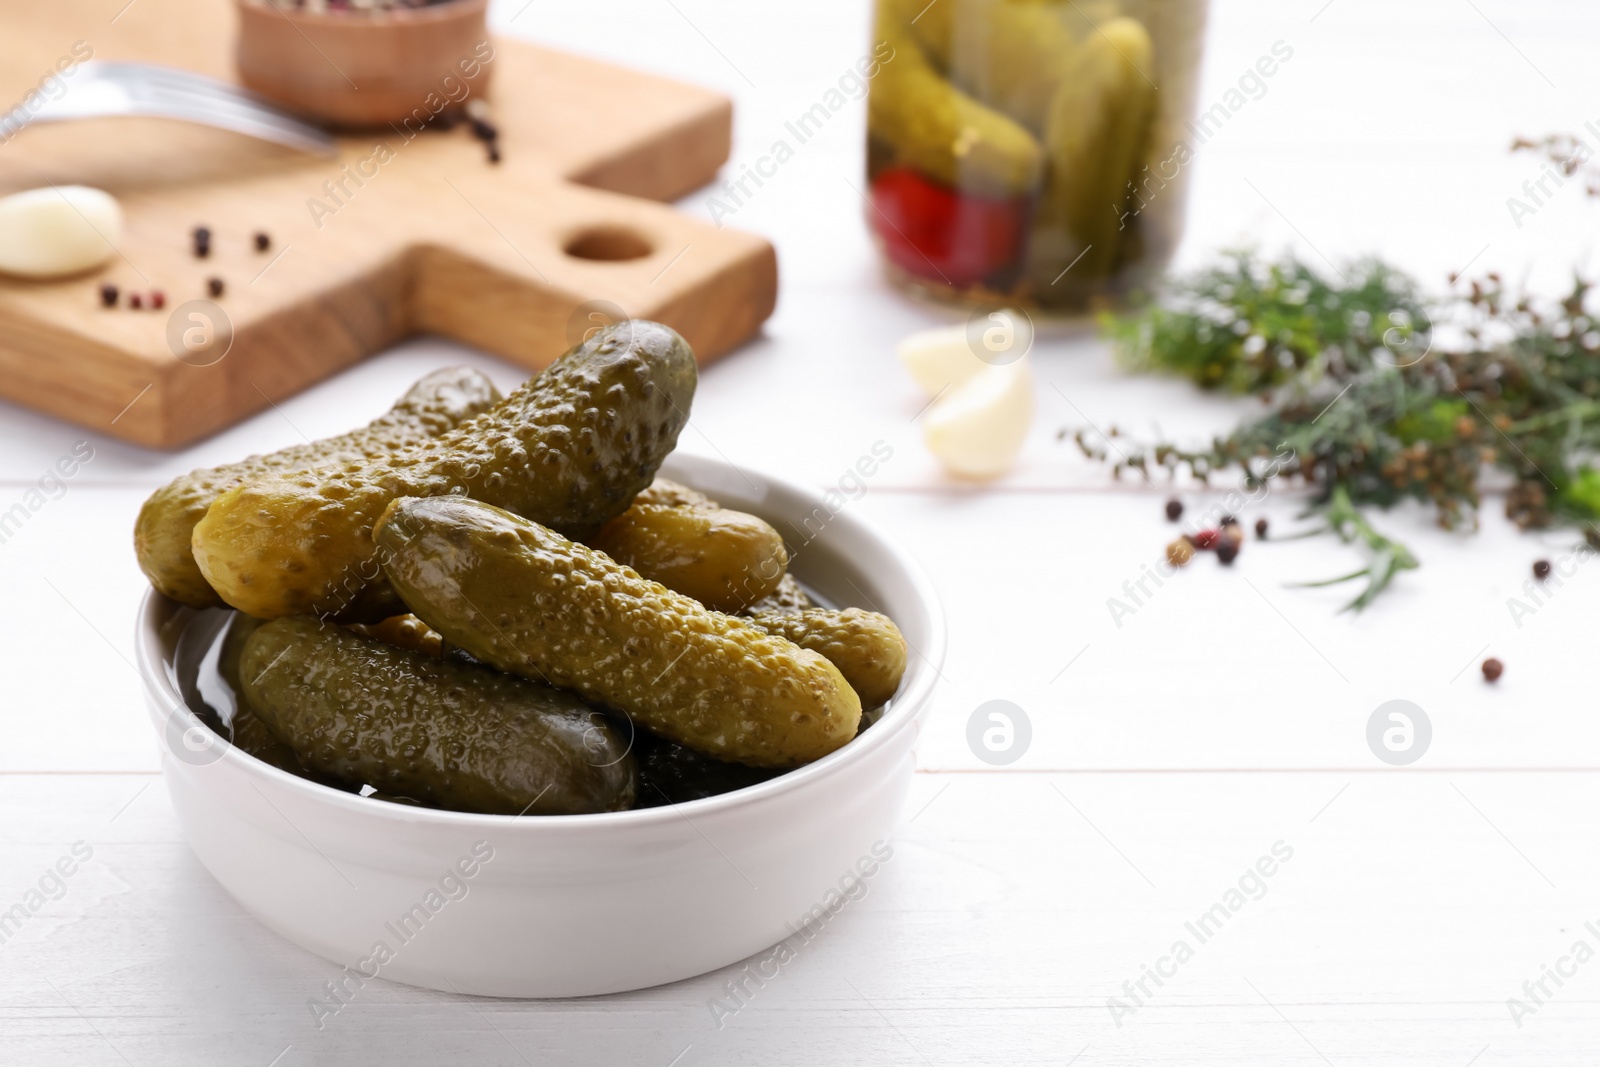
564,227,653,262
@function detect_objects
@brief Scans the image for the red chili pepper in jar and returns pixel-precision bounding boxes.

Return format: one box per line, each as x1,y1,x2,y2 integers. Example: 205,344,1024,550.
868,167,1029,289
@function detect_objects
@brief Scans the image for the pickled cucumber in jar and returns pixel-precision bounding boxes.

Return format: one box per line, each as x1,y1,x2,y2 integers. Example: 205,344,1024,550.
865,0,1209,309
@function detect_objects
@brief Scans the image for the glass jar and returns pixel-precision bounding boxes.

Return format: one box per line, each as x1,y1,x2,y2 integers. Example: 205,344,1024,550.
866,0,1209,311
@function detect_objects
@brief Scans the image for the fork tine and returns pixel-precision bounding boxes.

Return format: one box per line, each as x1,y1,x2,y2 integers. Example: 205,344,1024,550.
17,60,337,157
132,84,341,157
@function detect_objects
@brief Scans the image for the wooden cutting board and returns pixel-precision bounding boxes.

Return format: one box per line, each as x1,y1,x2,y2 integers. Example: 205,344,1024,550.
0,0,777,449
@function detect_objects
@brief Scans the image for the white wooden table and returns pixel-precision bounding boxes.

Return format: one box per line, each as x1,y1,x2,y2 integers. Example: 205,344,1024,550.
5,0,1600,1063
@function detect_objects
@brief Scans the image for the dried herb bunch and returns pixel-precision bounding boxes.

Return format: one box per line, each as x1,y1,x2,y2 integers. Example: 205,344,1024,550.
1073,249,1600,608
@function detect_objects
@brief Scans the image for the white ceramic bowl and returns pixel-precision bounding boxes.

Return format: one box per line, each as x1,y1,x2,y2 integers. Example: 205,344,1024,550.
136,454,943,998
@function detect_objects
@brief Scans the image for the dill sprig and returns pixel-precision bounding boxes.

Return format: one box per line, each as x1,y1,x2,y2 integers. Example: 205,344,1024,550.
1074,248,1600,609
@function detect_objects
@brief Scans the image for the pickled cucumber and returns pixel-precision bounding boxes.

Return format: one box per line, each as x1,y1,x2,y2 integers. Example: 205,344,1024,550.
374,496,862,768
135,367,501,608
240,616,636,815
904,0,1084,134
743,572,814,616
217,611,350,786
745,607,908,708
634,477,713,510
869,3,1044,197
193,321,697,621
590,503,788,613
1028,17,1156,287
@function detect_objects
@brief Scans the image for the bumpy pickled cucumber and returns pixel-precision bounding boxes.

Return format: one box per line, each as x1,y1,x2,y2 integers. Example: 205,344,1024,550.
135,367,501,608
217,612,351,786
634,477,713,510
869,3,1044,197
240,617,636,815
375,496,862,768
1028,17,1156,287
904,0,1084,134
744,572,814,616
634,736,781,808
193,321,697,621
745,607,908,709
590,503,788,613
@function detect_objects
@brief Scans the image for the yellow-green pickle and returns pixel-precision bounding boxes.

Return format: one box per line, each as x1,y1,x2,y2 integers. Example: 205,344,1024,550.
135,367,501,607
866,0,1208,308
193,321,697,621
590,502,790,613
240,617,637,815
375,495,863,769
743,572,814,616
744,607,908,709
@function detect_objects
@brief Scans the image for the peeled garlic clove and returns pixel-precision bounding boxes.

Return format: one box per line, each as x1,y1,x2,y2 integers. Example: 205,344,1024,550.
899,324,985,398
0,186,122,279
898,309,1033,398
923,358,1034,479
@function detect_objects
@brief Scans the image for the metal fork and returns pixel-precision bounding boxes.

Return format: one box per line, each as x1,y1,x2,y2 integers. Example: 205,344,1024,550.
0,61,337,156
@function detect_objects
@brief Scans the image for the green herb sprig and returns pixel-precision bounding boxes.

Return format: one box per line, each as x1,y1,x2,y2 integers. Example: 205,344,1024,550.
1074,248,1600,609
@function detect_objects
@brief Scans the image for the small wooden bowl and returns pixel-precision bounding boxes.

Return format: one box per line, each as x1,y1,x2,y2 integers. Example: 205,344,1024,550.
234,0,493,128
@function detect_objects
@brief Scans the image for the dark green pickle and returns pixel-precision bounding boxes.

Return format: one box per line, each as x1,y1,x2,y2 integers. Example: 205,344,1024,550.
215,612,353,788
240,617,637,815
375,496,863,768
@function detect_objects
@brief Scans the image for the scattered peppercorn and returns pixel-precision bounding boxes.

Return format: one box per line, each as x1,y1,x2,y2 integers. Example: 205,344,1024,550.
1219,514,1238,527
1255,517,1269,539
1533,559,1551,580
254,231,271,252
1164,498,1183,521
1166,538,1195,567
98,283,118,308
1216,540,1240,565
208,277,225,298
1192,529,1220,551
129,293,142,310
150,290,166,310
1482,657,1504,682
193,226,211,258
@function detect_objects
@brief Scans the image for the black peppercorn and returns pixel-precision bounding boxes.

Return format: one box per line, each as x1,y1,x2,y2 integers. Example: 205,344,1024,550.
1164,498,1183,521
193,225,211,258
1219,514,1238,527
99,283,118,308
254,231,271,252
1255,517,1269,539
1482,657,1504,682
207,277,225,298
129,293,142,310
1216,540,1240,565
1532,559,1551,580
